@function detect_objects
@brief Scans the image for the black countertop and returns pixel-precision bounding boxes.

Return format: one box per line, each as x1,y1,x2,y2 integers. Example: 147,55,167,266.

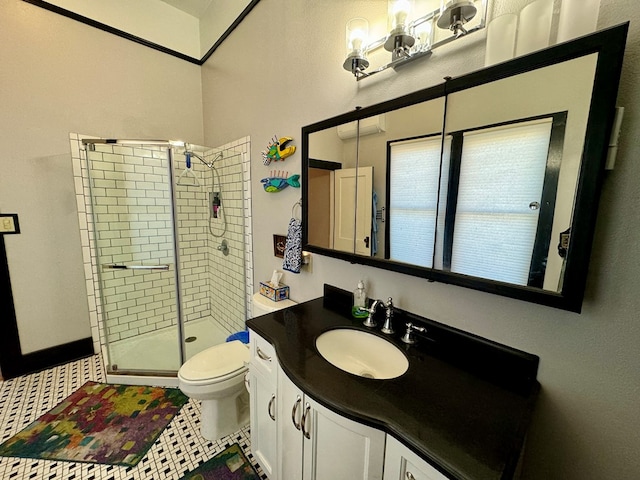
246,285,539,480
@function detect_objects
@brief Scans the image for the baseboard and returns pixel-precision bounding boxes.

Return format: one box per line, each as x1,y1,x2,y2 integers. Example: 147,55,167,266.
20,337,95,376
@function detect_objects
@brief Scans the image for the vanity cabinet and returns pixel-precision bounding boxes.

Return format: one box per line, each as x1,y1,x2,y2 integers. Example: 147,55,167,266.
248,292,540,480
248,330,278,478
277,364,385,480
384,436,448,480
250,329,385,480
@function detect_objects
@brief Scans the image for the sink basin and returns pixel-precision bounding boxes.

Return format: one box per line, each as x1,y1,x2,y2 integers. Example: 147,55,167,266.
315,329,409,379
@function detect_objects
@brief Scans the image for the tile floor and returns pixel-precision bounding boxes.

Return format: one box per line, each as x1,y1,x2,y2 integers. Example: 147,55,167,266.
0,354,265,480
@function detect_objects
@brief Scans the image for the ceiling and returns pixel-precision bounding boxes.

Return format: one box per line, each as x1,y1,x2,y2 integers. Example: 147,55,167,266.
159,0,214,19
23,0,259,64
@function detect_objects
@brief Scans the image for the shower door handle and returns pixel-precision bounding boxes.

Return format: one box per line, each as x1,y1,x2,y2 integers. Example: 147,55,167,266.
103,264,170,271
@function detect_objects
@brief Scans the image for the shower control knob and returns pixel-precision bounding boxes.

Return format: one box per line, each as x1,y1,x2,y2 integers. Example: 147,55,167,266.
217,239,229,256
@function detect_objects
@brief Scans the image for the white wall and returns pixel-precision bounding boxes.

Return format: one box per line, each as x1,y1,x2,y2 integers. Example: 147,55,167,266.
0,0,204,353
43,0,201,58
201,1,640,479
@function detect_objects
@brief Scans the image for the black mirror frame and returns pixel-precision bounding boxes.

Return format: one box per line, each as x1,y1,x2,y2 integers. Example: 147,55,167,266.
302,23,628,313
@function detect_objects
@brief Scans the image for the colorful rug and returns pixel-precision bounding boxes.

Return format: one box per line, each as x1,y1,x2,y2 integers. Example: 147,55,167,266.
0,381,188,467
179,443,260,480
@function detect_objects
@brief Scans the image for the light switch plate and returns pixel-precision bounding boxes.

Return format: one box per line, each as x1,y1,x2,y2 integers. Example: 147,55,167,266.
0,214,20,235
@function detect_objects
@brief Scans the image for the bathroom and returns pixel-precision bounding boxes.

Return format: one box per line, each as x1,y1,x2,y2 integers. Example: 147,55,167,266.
1,0,639,479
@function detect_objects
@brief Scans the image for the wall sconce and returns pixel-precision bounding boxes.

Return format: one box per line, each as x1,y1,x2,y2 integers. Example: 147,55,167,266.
343,0,488,80
343,18,370,76
384,0,415,60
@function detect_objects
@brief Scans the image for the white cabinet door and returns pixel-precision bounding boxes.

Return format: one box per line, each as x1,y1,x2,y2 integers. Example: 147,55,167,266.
249,330,279,480
277,365,304,480
250,328,278,379
383,436,447,480
303,395,385,480
249,367,278,479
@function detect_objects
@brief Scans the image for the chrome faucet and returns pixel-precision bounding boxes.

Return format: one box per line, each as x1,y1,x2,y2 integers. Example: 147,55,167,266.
361,299,384,327
361,297,395,332
380,297,395,334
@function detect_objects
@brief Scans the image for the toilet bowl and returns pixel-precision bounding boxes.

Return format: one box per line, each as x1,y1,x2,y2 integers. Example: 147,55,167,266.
178,340,249,441
179,293,298,441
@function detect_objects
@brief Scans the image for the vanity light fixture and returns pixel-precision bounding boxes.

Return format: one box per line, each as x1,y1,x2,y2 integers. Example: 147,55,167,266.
343,0,487,80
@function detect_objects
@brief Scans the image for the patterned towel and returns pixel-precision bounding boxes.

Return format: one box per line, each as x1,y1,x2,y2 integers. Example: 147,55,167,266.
282,218,302,274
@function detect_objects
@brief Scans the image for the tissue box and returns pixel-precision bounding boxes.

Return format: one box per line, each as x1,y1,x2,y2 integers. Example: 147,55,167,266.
260,281,290,302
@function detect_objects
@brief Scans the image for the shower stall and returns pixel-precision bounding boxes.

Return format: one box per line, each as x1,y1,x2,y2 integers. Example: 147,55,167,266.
73,137,252,386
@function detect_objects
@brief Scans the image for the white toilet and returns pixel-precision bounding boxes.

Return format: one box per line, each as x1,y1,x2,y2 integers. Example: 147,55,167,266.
178,340,250,441
178,292,296,441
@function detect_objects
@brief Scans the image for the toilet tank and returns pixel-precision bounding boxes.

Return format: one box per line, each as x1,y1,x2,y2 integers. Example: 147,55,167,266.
251,292,297,318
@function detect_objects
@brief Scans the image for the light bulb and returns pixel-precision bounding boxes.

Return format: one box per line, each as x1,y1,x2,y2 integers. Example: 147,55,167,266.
413,21,432,51
391,0,411,28
345,18,369,56
350,29,366,52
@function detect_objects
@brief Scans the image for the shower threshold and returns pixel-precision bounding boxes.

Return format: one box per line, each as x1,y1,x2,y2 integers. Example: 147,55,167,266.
105,317,232,387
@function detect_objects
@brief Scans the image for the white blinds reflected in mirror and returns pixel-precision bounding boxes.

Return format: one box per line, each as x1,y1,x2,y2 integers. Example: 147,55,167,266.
389,135,443,267
449,119,554,285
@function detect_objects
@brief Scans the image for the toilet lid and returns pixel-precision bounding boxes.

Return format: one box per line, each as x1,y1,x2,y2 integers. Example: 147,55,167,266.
180,340,249,381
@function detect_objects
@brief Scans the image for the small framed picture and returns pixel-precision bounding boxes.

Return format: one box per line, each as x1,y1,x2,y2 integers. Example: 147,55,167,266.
273,234,287,258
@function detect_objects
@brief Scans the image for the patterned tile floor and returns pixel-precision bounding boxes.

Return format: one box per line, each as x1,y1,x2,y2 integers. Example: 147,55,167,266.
0,355,265,480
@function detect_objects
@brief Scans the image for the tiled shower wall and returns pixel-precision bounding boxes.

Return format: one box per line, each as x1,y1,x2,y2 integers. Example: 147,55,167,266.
70,135,253,359
201,144,251,334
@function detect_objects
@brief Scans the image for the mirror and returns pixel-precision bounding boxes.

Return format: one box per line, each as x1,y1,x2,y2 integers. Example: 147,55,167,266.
302,23,629,312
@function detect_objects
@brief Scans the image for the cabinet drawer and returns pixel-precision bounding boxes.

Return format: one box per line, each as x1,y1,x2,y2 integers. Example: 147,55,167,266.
384,436,447,480
249,329,277,379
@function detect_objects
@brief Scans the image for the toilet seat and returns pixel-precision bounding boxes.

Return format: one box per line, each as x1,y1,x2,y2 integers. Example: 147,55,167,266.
179,340,249,384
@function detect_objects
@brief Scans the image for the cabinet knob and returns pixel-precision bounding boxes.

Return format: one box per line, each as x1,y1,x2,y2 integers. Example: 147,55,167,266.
406,472,416,480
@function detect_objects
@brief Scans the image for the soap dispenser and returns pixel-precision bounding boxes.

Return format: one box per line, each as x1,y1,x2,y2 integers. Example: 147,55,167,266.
352,280,368,318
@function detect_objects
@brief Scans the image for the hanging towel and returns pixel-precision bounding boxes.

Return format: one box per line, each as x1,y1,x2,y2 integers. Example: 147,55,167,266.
371,191,378,256
282,218,302,274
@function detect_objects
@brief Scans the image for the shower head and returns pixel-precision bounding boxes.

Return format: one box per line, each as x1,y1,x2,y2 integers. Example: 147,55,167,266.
182,144,222,169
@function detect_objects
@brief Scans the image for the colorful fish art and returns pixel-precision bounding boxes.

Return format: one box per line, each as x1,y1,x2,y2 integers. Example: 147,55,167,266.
262,136,296,165
261,171,300,192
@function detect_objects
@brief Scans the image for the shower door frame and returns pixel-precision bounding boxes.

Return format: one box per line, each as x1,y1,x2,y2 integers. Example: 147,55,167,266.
83,139,187,377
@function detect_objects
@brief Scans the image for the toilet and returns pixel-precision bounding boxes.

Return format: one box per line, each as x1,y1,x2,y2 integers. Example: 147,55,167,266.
178,340,249,441
252,291,297,317
178,292,296,441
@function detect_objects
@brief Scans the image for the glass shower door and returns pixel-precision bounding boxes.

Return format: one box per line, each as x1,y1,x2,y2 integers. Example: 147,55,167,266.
85,141,182,374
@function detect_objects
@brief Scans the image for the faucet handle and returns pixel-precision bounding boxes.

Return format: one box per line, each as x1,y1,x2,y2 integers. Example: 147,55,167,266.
401,322,426,344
